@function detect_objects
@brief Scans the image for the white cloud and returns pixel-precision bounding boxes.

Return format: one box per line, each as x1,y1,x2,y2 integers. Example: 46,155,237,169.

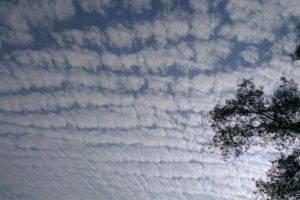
0,0,75,47
101,40,196,71
193,39,233,69
173,74,215,94
0,66,65,93
221,0,299,45
123,0,152,13
271,32,297,56
79,0,112,15
189,0,209,13
278,0,300,18
10,49,101,70
1,0,75,31
241,46,259,64
213,71,238,93
0,90,135,113
106,24,136,48
80,0,153,15
220,23,275,44
226,1,262,22
104,12,190,49
189,1,220,40
0,29,33,47
52,26,102,48
158,17,190,41
134,21,154,41
190,16,220,40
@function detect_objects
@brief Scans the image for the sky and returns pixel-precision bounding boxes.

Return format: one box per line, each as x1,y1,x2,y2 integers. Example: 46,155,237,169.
0,0,299,199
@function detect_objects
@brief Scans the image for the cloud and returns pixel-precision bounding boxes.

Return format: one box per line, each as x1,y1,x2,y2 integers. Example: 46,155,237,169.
52,26,102,48
100,37,232,72
0,66,65,93
173,74,214,94
9,49,101,70
271,31,298,56
100,41,195,71
193,39,233,69
153,16,190,42
278,0,300,18
123,0,152,13
189,1,220,40
190,16,220,40
220,0,299,45
79,0,153,15
103,11,191,49
241,46,259,64
0,0,75,48
79,0,113,15
0,29,33,47
106,24,136,48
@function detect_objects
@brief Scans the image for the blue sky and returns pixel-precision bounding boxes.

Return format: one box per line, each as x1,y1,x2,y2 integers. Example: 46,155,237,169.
0,0,299,199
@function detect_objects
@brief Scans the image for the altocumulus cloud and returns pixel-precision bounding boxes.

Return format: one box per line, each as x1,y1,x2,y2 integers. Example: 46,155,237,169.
0,0,300,200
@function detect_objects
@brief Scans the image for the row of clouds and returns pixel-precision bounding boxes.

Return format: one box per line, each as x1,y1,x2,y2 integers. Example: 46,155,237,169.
2,0,299,67
1,0,300,199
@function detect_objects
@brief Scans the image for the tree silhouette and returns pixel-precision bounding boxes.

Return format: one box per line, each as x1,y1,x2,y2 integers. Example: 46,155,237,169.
291,45,300,61
291,24,300,61
255,149,300,200
208,77,299,199
209,77,299,157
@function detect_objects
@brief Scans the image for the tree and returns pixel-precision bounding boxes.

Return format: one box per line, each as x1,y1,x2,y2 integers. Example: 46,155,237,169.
209,77,299,157
291,24,300,61
291,45,300,61
255,149,300,200
208,77,300,199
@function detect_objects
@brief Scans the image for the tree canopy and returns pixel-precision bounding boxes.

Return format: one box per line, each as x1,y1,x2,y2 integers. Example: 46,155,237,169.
208,77,299,199
291,24,300,61
209,77,299,157
291,45,300,61
255,149,300,200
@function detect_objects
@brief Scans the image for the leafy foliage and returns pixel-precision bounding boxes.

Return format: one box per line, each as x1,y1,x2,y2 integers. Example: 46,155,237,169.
208,77,300,199
255,150,300,200
209,77,300,158
291,45,300,61
291,24,300,61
